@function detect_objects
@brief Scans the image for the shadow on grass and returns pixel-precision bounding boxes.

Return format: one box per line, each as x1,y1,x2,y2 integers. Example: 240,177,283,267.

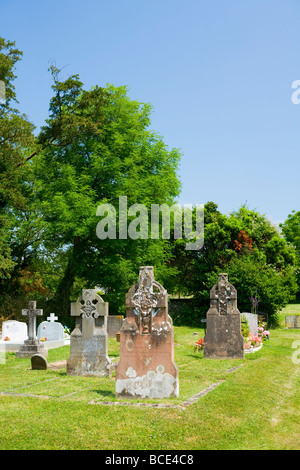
94,389,116,398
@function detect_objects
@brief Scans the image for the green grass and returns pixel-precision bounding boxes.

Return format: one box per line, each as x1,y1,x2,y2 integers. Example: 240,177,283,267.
0,308,300,450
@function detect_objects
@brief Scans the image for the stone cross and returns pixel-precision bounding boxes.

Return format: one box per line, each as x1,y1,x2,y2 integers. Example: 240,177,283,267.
131,266,160,334
47,313,58,322
67,288,110,377
22,301,43,340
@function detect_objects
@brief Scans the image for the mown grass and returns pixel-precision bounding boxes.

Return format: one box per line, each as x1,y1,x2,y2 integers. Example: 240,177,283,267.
0,307,299,450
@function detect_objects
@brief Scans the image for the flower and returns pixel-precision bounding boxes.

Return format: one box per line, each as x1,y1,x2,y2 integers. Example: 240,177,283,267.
249,333,262,345
40,337,47,342
194,337,204,351
3,336,10,341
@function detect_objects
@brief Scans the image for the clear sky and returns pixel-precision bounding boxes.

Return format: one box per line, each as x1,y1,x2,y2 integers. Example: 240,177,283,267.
1,0,300,224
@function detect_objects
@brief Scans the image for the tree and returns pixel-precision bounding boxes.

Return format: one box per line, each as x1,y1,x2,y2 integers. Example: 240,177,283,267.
280,210,300,296
166,203,298,325
32,69,182,323
0,38,35,281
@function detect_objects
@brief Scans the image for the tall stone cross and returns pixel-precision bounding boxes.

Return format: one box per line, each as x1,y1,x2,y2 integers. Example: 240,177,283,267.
22,301,43,340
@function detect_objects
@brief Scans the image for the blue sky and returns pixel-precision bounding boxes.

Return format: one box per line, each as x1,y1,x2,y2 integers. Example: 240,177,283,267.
1,0,300,224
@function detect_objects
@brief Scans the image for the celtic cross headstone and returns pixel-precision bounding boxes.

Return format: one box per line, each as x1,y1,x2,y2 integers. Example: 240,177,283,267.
66,288,110,376
204,273,244,359
116,266,179,398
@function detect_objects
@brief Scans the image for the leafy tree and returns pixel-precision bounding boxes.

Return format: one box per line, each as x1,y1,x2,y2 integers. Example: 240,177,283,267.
280,210,300,295
167,203,298,325
32,68,182,323
0,38,36,281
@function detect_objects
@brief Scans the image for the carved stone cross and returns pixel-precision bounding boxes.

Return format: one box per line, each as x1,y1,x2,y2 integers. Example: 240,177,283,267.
131,266,161,334
22,301,43,340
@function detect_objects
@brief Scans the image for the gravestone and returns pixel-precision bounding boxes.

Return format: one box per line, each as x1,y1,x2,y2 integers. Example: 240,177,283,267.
242,312,258,336
204,273,244,359
285,315,300,329
31,354,48,370
16,301,48,358
2,320,28,342
67,288,110,377
37,313,64,342
116,266,179,398
107,315,124,337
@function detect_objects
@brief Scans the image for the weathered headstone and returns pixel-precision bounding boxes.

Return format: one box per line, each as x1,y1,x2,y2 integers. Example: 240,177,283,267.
37,313,64,342
31,354,48,370
116,266,179,398
242,312,258,336
2,320,28,342
67,288,110,376
204,273,244,359
285,315,300,329
107,315,124,337
16,301,48,358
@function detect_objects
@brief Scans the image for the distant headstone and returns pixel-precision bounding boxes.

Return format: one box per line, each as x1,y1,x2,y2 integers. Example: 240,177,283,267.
242,312,258,336
67,288,110,376
16,301,48,358
204,273,244,359
116,266,179,398
107,315,124,337
2,320,27,342
285,315,300,329
37,313,64,342
31,354,48,370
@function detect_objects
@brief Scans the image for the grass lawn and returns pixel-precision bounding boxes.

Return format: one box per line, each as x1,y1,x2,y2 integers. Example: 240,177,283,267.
0,306,299,450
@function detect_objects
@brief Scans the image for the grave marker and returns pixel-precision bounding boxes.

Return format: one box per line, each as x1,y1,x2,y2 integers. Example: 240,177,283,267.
204,273,244,359
16,301,48,358
67,288,110,376
2,320,27,342
31,354,48,370
116,266,179,398
37,313,64,343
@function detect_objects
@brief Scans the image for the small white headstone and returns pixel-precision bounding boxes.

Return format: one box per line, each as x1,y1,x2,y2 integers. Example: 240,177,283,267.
2,321,28,342
37,314,64,341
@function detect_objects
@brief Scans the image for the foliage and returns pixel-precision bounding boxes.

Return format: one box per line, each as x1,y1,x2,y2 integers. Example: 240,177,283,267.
0,38,36,282
31,69,182,324
280,210,300,295
241,314,250,340
167,203,298,325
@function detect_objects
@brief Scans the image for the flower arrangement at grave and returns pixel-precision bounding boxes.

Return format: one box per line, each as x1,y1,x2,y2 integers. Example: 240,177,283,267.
64,326,70,338
258,322,270,341
194,337,204,352
3,336,10,341
249,333,262,347
40,337,47,342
